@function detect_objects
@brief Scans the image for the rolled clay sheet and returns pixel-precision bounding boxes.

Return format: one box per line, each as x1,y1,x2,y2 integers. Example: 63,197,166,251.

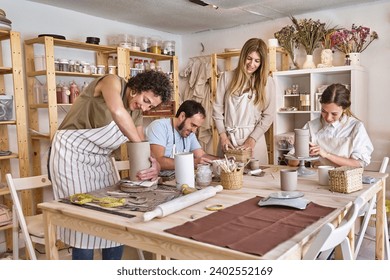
174,152,195,189
143,185,223,222
127,141,151,181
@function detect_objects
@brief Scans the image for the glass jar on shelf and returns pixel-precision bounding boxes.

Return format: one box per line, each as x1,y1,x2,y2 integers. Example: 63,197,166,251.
56,82,64,103
140,36,151,52
149,59,156,70
130,35,141,51
58,58,69,72
61,84,70,104
299,92,310,111
69,81,80,104
68,60,76,72
163,40,175,56
150,39,162,54
97,65,106,75
144,60,150,71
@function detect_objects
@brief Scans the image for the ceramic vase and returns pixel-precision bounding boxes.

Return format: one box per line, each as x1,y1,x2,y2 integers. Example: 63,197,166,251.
349,52,361,66
302,54,316,69
294,128,310,158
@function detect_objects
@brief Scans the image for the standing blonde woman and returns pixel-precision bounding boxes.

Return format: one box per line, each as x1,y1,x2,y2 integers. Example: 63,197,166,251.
212,38,275,164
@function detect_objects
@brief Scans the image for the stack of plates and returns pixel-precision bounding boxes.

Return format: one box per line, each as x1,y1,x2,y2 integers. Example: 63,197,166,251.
0,9,12,31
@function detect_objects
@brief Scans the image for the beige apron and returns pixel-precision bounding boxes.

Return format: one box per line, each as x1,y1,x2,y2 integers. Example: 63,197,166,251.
223,91,268,164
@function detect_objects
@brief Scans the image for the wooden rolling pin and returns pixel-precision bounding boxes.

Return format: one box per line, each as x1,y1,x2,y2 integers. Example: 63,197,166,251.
143,185,223,222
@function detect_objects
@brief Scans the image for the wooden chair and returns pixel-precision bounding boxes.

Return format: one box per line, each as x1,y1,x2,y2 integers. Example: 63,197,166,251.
303,197,364,260
6,173,52,260
354,156,389,259
111,157,145,260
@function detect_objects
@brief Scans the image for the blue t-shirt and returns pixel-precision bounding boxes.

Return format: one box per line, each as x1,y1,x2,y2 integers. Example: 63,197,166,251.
146,118,201,157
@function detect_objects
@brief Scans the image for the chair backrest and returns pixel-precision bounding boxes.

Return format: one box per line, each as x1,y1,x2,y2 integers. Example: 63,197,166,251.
379,157,389,173
6,173,52,260
111,157,130,181
303,197,364,260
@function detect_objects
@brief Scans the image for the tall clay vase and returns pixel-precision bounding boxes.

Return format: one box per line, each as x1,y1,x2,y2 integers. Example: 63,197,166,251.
294,129,310,158
127,141,151,181
302,54,316,69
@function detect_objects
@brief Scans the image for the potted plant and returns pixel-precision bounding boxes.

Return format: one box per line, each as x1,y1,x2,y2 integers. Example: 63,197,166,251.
290,16,327,69
330,24,378,65
274,25,299,69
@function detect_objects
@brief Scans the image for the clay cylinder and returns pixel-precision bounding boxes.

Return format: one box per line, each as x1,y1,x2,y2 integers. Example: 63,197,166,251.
294,129,309,158
127,141,151,181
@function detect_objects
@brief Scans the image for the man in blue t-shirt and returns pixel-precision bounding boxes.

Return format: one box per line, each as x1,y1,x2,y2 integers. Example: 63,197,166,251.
146,100,219,170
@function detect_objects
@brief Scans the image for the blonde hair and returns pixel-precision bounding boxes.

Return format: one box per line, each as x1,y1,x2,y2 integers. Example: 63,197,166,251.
228,38,269,107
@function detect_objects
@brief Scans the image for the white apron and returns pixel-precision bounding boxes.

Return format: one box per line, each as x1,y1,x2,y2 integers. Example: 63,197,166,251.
223,92,268,164
308,120,353,167
49,121,128,249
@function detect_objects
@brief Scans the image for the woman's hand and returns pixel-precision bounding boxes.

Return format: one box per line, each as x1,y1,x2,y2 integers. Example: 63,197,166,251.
137,156,160,181
309,142,328,158
220,132,234,152
240,137,256,150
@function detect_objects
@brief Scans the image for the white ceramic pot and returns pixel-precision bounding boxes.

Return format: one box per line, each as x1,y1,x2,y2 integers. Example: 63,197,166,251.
302,54,316,69
349,52,361,66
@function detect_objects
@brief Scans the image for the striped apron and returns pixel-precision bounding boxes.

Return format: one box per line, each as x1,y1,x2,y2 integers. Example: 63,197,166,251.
49,121,128,249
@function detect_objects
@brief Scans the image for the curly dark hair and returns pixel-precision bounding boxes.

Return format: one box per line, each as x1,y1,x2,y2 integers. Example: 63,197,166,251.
126,70,172,103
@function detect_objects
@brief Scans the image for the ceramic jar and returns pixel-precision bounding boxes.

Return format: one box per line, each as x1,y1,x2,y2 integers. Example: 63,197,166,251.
196,164,212,188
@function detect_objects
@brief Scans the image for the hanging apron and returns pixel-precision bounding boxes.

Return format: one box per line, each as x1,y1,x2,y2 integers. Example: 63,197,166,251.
49,121,128,249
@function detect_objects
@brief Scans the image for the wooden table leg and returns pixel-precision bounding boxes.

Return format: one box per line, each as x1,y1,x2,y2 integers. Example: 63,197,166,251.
375,179,385,260
43,211,59,260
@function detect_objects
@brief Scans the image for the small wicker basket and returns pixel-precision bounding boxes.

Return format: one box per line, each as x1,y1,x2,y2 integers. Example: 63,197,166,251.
329,166,363,194
220,169,244,190
224,148,252,163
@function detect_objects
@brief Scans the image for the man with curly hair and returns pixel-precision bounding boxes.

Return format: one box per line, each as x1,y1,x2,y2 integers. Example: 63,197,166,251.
48,71,172,260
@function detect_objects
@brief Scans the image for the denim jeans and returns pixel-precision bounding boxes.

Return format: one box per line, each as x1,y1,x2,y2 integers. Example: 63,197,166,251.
72,245,124,260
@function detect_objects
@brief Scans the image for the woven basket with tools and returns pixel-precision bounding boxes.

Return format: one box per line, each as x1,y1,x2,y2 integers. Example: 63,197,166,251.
329,166,363,193
220,168,244,190
224,148,252,163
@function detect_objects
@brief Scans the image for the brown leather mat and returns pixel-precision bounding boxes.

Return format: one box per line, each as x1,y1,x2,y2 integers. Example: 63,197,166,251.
165,196,335,256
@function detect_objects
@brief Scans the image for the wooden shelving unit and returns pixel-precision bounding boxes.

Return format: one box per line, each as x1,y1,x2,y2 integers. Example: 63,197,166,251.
0,30,30,251
24,37,179,174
